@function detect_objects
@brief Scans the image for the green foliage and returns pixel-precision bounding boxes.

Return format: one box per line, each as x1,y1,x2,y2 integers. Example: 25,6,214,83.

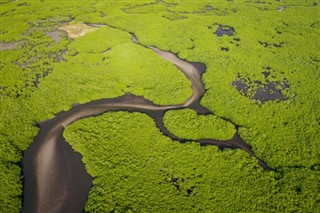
64,112,268,212
65,112,320,212
67,26,132,53
1,0,319,212
124,1,168,14
271,167,320,211
0,137,21,163
0,31,69,97
103,42,192,104
163,108,236,140
0,162,22,213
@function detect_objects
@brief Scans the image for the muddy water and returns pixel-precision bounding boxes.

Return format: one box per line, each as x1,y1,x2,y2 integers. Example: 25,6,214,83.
22,32,269,212
149,46,205,107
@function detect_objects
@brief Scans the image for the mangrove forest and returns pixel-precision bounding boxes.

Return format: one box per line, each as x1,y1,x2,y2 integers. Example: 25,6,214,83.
0,0,319,212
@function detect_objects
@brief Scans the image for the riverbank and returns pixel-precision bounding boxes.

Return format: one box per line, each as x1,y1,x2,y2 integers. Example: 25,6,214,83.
1,1,319,212
22,30,268,211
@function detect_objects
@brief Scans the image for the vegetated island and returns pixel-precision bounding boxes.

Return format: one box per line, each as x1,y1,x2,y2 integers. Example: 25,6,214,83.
22,31,270,212
1,1,319,212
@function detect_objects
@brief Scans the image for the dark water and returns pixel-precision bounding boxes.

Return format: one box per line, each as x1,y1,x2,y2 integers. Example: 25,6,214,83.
253,82,286,102
22,29,269,213
233,78,287,102
215,25,235,37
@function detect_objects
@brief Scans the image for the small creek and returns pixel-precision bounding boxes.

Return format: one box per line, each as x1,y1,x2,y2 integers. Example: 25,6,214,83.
22,30,269,212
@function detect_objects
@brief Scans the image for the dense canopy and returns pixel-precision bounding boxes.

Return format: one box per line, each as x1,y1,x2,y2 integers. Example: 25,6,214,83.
1,0,319,212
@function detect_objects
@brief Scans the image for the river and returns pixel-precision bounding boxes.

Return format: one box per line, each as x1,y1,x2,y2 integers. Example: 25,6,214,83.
22,31,269,213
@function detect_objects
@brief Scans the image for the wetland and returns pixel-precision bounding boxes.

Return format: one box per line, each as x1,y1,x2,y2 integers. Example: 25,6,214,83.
1,1,319,212
22,33,269,211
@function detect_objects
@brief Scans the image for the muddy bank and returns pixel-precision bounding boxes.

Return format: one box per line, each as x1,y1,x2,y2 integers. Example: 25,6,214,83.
58,23,100,38
0,40,24,50
45,30,63,43
22,29,269,212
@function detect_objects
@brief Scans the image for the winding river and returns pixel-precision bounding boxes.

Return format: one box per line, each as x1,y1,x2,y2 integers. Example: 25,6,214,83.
22,32,269,213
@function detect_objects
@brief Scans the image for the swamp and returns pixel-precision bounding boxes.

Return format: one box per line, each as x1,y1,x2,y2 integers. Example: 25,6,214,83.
0,0,319,212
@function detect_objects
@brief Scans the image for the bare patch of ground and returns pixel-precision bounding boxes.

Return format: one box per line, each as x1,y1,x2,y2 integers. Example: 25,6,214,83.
59,23,100,38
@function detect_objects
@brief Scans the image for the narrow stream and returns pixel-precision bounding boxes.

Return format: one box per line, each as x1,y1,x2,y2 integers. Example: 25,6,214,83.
22,32,269,213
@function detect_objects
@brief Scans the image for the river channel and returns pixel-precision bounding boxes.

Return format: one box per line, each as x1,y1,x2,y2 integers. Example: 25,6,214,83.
22,32,269,213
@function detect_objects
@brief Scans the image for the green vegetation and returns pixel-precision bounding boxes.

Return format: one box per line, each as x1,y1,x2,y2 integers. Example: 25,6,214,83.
163,108,236,140
0,31,69,97
64,112,320,212
1,0,319,212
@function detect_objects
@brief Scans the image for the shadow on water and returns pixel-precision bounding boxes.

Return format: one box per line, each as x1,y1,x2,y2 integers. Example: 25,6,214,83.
22,26,270,213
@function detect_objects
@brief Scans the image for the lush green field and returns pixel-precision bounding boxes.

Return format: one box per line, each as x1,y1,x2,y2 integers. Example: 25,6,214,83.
1,0,319,212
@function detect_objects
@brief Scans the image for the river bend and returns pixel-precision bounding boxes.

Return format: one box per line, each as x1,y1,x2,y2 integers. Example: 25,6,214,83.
22,32,269,213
